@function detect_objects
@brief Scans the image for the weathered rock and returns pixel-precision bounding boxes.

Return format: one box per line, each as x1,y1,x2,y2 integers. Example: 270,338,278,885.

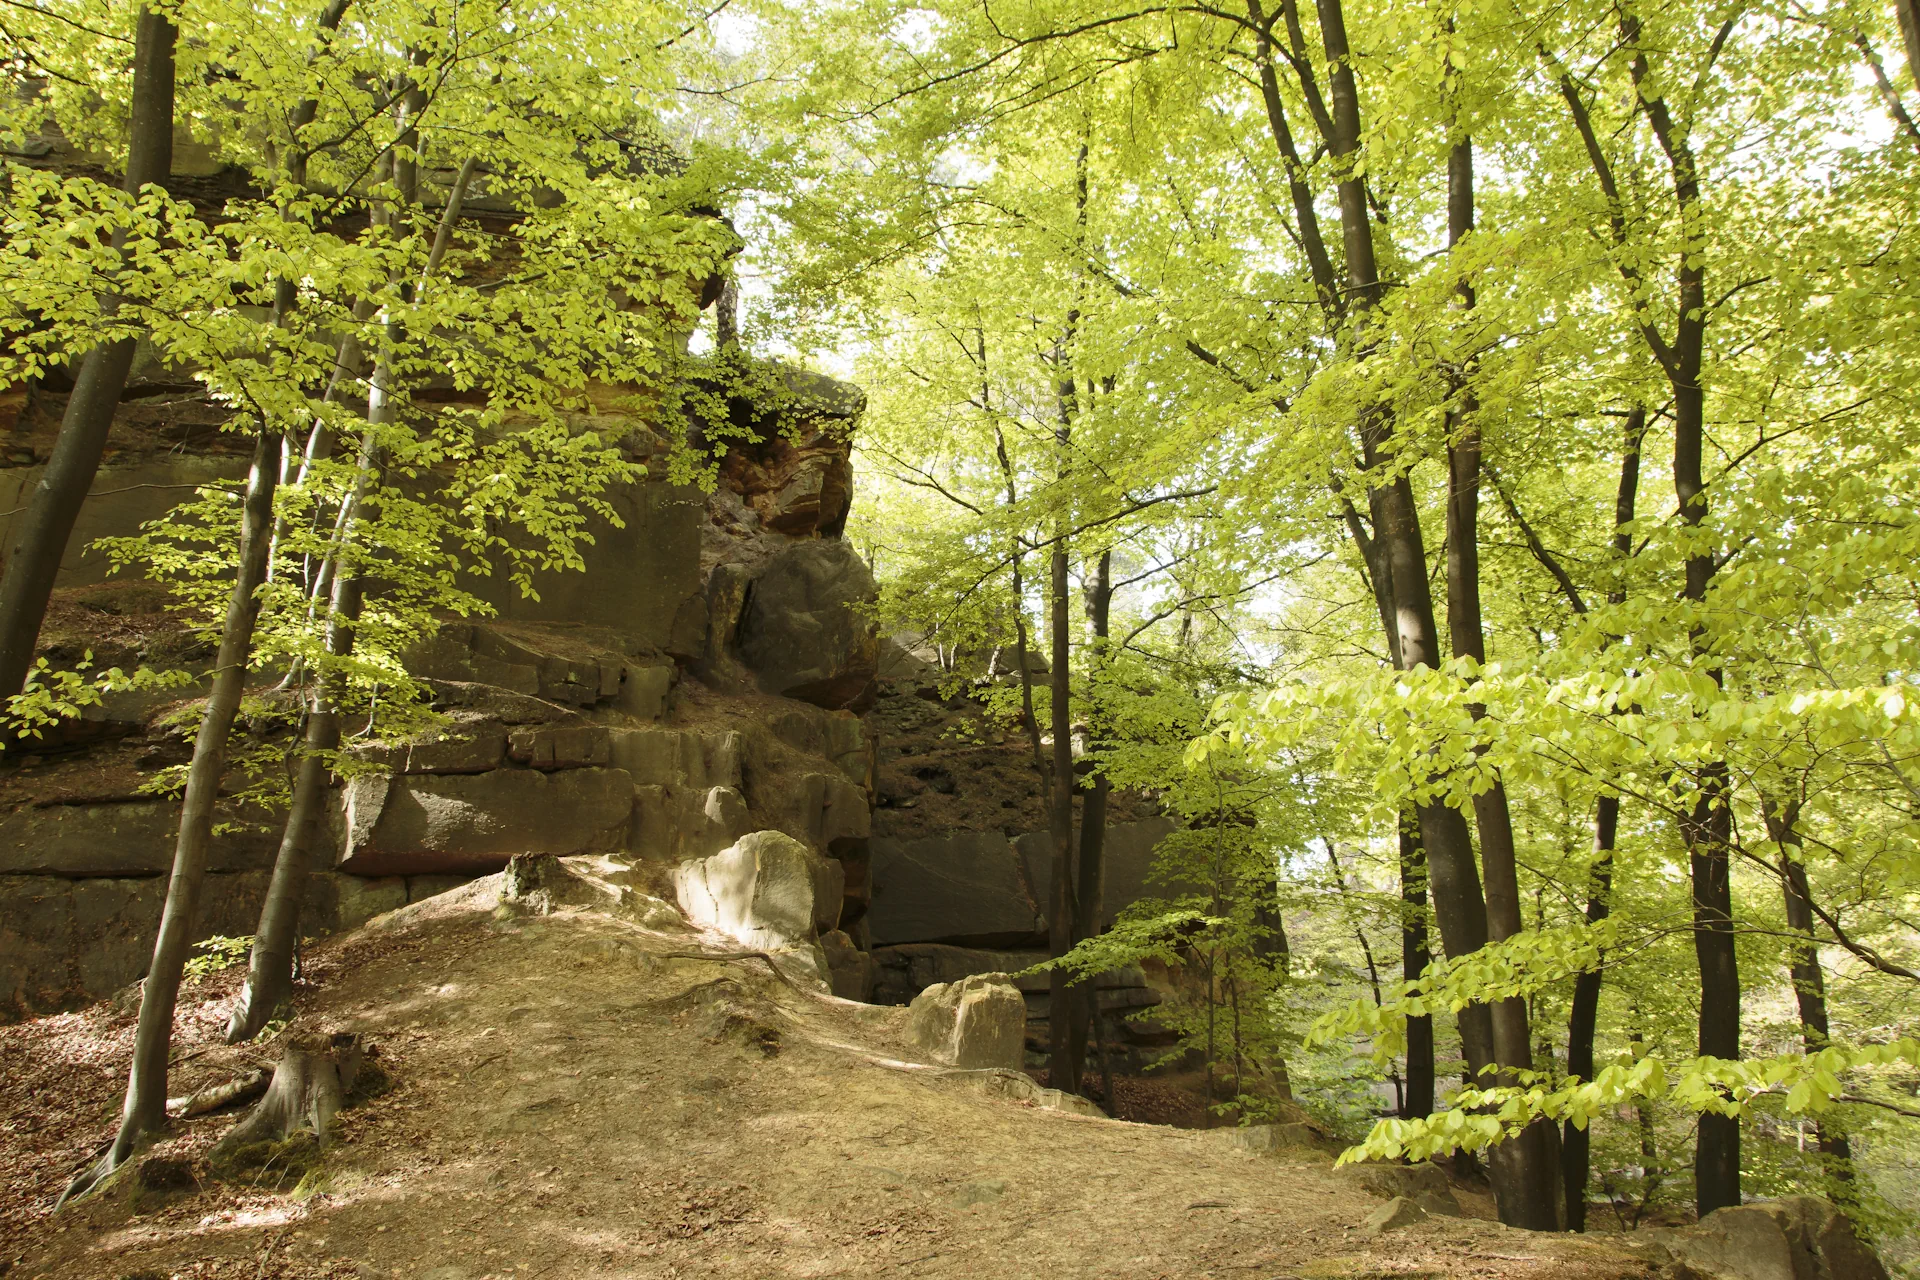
673,830,844,950
1362,1196,1429,1236
404,874,473,904
907,972,1027,1070
737,540,879,711
1338,1160,1453,1203
0,455,249,588
618,662,675,720
956,1067,1105,1117
1752,1196,1889,1280
866,832,1042,947
506,725,613,770
0,869,406,1016
1210,1122,1329,1155
1014,816,1179,935
426,682,582,725
0,798,280,877
878,636,931,679
1630,1198,1890,1280
409,624,631,707
629,780,750,863
336,767,634,876
820,928,875,1002
765,704,874,788
610,726,742,791
1631,1206,1801,1280
469,482,705,652
365,724,507,775
717,429,855,537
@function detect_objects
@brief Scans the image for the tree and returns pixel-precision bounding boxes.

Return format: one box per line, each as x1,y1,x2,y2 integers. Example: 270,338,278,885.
737,0,1920,1234
26,0,736,1195
0,5,176,712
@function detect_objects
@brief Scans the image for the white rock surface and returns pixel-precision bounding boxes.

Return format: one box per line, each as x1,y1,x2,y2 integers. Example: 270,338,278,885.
673,830,844,951
907,972,1027,1070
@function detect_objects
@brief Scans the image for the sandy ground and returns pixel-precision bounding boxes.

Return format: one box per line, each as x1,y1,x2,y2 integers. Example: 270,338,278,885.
2,875,1659,1280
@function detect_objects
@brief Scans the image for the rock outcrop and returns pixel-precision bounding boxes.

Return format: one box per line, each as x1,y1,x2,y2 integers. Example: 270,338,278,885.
735,540,879,711
906,972,1027,1070
1,338,885,1016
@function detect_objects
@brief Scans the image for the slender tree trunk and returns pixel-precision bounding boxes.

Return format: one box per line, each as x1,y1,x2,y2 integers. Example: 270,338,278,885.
0,10,176,708
64,426,281,1201
1763,800,1855,1188
1046,532,1077,1091
992,422,1047,790
1397,814,1436,1119
1562,407,1645,1229
1046,145,1089,1096
1067,549,1113,1078
1627,24,1741,1217
1676,376,1740,1216
1562,795,1615,1231
228,149,470,1042
1440,132,1562,1230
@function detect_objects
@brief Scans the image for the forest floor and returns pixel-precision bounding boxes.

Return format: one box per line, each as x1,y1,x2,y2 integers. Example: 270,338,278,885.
2,873,1665,1280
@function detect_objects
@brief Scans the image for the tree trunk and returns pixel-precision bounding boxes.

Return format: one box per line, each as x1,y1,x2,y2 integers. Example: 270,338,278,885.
1687,758,1740,1215
1763,800,1855,1187
228,152,473,1042
992,422,1048,789
1441,133,1562,1231
1067,549,1113,1080
1046,149,1088,1096
0,10,176,708
1676,376,1741,1216
1896,0,1920,94
1046,534,1078,1092
1250,878,1295,1099
209,1033,367,1175
1397,813,1436,1120
1562,794,1615,1231
63,425,282,1202
1563,408,1644,1230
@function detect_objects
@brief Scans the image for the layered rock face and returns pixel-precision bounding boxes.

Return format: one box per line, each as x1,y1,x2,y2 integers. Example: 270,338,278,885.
856,673,1185,1065
0,345,883,1016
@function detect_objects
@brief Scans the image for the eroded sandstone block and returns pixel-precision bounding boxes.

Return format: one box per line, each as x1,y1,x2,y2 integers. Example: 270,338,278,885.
336,767,633,876
737,540,878,711
673,830,844,951
906,972,1026,1070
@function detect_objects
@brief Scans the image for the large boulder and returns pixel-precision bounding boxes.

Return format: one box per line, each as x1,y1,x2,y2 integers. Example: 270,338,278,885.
906,972,1027,1070
673,830,844,951
820,928,875,1001
866,832,1043,947
736,540,879,711
1629,1198,1889,1280
1751,1196,1889,1280
335,767,634,876
1361,1197,1430,1236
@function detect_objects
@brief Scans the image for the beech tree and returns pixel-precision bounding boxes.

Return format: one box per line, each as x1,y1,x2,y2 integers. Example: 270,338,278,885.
730,0,1920,1235
4,0,733,1197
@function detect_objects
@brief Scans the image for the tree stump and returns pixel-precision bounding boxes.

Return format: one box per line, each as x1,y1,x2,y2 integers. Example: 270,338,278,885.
209,1032,368,1180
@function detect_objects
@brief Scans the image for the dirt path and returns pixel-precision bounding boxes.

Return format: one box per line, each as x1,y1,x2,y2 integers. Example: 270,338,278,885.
4,878,1653,1280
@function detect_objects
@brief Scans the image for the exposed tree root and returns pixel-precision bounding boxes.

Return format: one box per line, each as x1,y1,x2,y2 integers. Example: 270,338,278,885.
166,1068,270,1120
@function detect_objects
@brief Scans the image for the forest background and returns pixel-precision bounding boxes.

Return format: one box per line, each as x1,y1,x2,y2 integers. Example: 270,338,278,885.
3,0,1919,1260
